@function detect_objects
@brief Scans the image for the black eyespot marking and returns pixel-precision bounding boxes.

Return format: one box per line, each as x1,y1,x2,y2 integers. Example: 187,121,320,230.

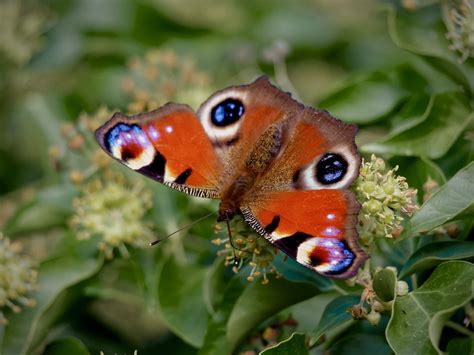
138,151,166,182
211,98,244,127
264,215,280,234
315,153,348,185
175,168,192,184
273,232,311,259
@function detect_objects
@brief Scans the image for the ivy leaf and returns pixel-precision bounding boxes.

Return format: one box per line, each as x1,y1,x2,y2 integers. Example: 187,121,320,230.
387,5,474,94
386,261,474,354
362,92,473,159
402,162,474,238
43,337,90,355
399,241,474,278
447,338,474,355
199,277,247,355
272,255,333,292
203,257,227,316
318,72,407,124
291,292,339,333
310,294,359,345
5,185,76,235
435,135,474,180
226,278,319,350
260,333,308,355
386,93,431,136
156,256,209,348
390,156,446,201
329,333,392,355
0,256,100,355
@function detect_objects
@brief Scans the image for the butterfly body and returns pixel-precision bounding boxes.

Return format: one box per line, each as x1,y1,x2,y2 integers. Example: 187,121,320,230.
96,76,368,278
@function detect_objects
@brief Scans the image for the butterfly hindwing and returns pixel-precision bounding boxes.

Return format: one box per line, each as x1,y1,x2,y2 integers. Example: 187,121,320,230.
241,190,368,278
240,104,366,278
95,103,222,198
254,106,360,192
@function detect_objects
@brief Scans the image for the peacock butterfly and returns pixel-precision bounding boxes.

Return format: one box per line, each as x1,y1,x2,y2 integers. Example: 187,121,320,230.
95,76,368,278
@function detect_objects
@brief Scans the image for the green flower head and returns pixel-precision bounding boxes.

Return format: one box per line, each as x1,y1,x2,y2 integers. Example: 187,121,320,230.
0,233,38,324
69,173,154,259
443,0,474,62
353,155,418,244
213,219,282,285
123,48,212,113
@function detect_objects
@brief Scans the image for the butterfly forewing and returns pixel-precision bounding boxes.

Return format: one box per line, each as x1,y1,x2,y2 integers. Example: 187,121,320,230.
95,103,222,198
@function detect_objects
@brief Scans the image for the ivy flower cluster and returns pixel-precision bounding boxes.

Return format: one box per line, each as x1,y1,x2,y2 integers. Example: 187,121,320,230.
352,155,418,245
349,265,409,326
49,106,113,186
0,233,38,324
443,0,474,62
0,0,50,66
212,219,282,285
52,106,157,258
69,173,154,259
122,48,213,112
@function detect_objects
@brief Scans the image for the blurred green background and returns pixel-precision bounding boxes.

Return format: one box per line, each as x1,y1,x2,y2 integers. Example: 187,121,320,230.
1,0,473,354
0,0,406,195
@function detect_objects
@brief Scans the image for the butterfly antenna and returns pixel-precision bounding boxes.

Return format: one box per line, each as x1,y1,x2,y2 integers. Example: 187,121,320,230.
225,219,240,267
150,211,215,246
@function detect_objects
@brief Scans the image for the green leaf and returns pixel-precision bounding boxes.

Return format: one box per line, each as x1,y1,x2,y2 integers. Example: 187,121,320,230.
447,337,474,355
272,255,334,292
390,156,446,200
226,277,319,350
318,72,407,124
203,257,227,316
373,269,397,302
386,93,431,136
310,294,359,345
436,134,474,180
260,333,308,355
0,256,100,355
362,92,473,159
329,333,392,355
156,256,208,348
400,241,474,278
199,277,247,355
386,261,474,354
402,162,474,238
43,337,90,355
5,185,76,235
291,292,339,334
388,5,474,94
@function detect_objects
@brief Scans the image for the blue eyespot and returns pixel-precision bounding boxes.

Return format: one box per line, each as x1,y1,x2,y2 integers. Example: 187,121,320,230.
105,123,145,152
211,99,245,127
315,153,347,185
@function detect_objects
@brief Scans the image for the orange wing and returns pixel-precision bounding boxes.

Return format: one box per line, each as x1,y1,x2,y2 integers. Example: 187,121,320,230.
195,76,304,181
241,190,368,278
95,103,222,198
240,104,366,278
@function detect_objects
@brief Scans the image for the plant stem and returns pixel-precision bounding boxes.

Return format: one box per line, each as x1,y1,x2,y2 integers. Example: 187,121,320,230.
410,274,418,289
445,320,474,338
331,284,349,295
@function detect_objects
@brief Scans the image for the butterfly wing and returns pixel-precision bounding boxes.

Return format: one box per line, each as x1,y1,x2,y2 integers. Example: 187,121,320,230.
95,103,222,198
241,107,367,278
95,76,302,197
194,76,304,181
242,189,367,278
